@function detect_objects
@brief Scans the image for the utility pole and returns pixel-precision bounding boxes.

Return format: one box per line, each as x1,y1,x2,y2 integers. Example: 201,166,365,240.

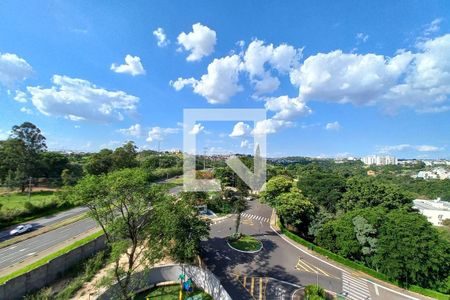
28,177,32,200
203,147,207,170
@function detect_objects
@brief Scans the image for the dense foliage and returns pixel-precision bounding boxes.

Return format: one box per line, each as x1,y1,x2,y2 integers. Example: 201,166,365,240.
266,160,450,294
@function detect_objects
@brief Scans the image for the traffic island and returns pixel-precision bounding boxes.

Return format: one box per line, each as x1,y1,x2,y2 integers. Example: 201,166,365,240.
227,234,263,253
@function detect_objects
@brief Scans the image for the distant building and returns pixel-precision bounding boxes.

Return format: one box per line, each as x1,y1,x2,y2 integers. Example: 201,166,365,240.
413,198,450,226
367,170,376,176
414,168,450,180
361,155,397,166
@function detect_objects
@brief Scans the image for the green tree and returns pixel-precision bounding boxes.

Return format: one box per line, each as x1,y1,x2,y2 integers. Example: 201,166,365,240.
276,187,315,232
297,166,346,213
84,149,113,175
72,169,164,299
232,195,247,235
315,207,387,263
150,198,209,267
10,122,47,153
338,176,413,212
111,141,138,170
38,152,69,179
373,210,450,289
260,175,293,206
304,284,326,300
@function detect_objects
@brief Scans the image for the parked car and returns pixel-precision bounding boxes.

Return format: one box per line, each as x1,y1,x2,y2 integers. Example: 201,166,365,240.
9,224,33,236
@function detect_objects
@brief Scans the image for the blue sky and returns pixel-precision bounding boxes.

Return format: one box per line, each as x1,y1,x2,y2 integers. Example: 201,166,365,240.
1,1,450,158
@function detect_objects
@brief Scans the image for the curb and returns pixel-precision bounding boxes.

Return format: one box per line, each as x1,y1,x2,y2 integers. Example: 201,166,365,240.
226,238,263,254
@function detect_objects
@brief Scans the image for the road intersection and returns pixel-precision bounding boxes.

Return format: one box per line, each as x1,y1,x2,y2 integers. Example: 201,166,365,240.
201,199,427,300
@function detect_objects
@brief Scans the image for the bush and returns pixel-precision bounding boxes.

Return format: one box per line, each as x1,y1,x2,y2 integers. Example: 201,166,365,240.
304,285,326,299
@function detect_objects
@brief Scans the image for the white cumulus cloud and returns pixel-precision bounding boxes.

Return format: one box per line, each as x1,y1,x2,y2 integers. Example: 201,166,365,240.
118,124,143,137
253,119,291,135
111,55,146,76
177,23,216,61
265,95,311,120
243,40,302,95
171,55,242,104
27,75,139,122
153,27,169,47
0,53,33,87
229,122,251,137
291,33,450,113
14,90,28,103
146,126,179,142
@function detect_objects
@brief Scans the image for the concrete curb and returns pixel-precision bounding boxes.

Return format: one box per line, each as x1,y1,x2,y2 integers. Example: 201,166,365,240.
226,237,263,254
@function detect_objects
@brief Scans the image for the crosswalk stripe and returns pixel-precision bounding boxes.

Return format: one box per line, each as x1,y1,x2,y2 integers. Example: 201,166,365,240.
240,213,270,223
342,272,370,300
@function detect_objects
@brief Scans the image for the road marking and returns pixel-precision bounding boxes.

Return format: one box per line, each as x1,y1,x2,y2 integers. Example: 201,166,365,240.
241,213,270,223
295,258,338,279
269,209,420,300
259,277,263,300
342,271,370,300
375,284,379,296
250,277,254,295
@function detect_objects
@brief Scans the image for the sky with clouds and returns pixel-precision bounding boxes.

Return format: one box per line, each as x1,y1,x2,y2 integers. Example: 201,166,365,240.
1,0,450,158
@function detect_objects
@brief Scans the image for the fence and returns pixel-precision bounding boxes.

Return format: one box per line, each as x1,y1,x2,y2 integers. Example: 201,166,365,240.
99,264,232,300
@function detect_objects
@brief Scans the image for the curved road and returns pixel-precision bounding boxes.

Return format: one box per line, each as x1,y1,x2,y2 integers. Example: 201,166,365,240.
201,200,427,300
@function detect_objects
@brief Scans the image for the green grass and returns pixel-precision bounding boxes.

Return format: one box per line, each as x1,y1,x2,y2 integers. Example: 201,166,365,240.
278,221,450,300
0,191,55,210
0,230,104,285
135,284,213,300
229,234,262,252
167,176,184,185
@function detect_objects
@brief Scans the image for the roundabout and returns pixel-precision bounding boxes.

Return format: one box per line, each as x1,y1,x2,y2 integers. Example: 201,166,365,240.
227,234,263,253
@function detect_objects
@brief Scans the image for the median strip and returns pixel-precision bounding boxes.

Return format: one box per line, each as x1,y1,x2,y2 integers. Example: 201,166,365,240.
0,212,89,250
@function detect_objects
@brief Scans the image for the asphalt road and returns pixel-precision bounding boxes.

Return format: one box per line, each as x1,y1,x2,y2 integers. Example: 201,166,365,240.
0,217,97,271
202,200,425,300
0,206,89,242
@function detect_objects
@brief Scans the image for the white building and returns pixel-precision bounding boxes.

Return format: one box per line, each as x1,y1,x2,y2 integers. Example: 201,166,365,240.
413,198,450,226
361,155,398,166
415,168,450,180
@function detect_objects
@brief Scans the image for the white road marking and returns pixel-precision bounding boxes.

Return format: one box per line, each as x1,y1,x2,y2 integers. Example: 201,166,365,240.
269,209,420,300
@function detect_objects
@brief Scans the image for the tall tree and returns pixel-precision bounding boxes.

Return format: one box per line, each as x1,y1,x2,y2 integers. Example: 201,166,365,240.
260,175,293,207
10,122,47,153
276,187,315,233
84,149,114,175
111,141,138,170
338,176,413,212
72,169,165,299
373,210,450,290
150,198,209,267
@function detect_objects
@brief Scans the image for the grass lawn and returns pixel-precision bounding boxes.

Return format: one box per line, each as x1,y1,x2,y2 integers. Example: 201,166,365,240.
135,284,213,300
167,176,184,185
229,234,262,252
0,191,55,210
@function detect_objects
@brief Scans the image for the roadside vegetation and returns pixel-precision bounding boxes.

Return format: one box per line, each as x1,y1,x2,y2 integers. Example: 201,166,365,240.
23,250,108,300
263,160,450,296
